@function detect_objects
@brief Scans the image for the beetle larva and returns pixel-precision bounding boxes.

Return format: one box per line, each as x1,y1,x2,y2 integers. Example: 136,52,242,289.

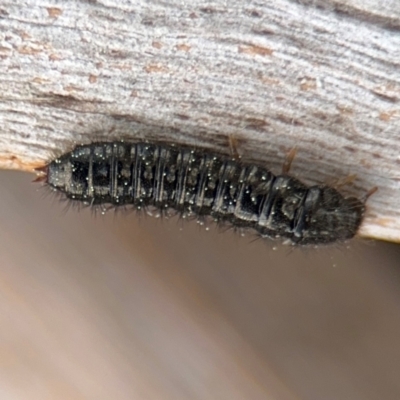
42,141,365,245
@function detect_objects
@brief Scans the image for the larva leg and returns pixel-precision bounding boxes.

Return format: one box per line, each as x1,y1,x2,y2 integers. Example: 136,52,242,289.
363,186,378,203
282,147,297,174
327,174,357,189
228,135,241,160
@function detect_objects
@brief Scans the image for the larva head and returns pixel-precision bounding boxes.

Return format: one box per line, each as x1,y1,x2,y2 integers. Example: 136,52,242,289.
44,143,116,205
293,186,365,245
45,156,70,192
45,153,91,202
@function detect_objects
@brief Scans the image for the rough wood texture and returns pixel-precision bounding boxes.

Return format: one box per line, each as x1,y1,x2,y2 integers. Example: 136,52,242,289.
0,0,399,242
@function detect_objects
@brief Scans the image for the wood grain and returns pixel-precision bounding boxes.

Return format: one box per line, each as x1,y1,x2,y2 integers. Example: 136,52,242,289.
0,2,399,236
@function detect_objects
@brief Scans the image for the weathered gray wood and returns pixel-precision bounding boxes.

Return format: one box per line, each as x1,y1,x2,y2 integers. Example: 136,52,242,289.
0,0,399,242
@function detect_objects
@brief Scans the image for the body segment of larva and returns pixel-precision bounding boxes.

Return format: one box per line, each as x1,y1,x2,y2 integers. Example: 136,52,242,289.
45,142,365,245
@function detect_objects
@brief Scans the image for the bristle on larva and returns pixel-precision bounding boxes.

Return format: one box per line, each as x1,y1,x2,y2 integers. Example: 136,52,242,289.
41,141,366,246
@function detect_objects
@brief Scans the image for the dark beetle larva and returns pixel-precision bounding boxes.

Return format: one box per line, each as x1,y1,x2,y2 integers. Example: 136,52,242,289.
44,141,365,245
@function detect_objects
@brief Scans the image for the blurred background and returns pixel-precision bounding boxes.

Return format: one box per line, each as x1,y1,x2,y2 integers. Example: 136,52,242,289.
0,170,399,400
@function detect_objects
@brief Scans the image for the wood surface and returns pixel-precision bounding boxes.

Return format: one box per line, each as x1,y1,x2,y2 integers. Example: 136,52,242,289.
1,3,400,396
1,1,400,242
0,1,399,243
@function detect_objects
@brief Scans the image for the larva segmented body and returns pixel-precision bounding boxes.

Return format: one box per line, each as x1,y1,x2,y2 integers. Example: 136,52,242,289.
44,141,365,245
